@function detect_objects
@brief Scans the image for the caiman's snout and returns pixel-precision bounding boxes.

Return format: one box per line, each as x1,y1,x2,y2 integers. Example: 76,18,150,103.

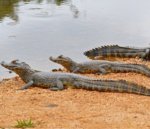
49,56,52,60
0,61,6,66
0,61,13,73
49,55,65,60
0,61,12,70
49,56,59,62
0,61,11,68
0,60,19,69
49,56,54,61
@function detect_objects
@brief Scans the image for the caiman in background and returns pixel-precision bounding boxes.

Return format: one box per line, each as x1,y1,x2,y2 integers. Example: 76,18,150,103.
84,45,150,60
49,55,150,77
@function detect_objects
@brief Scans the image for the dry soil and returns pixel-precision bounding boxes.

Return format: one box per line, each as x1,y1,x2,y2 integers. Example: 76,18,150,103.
0,58,150,129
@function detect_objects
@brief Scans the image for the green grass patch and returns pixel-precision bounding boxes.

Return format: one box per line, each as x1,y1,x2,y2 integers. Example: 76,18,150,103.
14,119,34,128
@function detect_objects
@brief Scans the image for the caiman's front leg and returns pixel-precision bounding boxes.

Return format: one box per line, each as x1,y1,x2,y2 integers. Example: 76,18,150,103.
19,80,34,90
49,78,64,91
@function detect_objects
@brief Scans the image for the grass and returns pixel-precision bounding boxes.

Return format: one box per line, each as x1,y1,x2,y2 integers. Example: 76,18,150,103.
14,119,34,128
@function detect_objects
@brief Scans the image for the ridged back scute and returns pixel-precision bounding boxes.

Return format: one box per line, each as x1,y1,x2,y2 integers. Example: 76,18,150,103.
84,44,147,59
84,45,124,58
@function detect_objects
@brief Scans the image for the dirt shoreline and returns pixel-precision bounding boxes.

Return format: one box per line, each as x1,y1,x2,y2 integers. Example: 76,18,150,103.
0,58,150,129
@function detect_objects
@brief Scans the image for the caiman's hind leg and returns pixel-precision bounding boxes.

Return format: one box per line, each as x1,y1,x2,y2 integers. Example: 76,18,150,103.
72,67,80,73
142,49,150,60
19,80,34,90
49,78,64,91
97,64,111,75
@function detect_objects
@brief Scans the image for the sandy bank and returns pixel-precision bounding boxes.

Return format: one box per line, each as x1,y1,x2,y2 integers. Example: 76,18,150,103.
0,58,150,128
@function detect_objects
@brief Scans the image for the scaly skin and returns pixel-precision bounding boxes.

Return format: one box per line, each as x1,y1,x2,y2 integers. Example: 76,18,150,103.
1,60,150,96
84,45,150,60
49,55,150,77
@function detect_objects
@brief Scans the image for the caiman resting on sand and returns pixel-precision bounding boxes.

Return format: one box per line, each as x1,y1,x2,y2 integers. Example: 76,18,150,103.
49,55,150,77
84,45,150,60
1,60,150,96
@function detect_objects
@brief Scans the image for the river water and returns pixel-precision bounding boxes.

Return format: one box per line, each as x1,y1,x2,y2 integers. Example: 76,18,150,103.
0,0,150,80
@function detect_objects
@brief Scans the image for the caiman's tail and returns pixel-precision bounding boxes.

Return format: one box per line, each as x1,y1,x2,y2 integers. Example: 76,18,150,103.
84,45,150,60
111,63,150,77
75,79,150,96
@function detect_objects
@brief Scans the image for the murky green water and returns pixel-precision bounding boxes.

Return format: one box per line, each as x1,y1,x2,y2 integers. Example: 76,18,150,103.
1,0,150,79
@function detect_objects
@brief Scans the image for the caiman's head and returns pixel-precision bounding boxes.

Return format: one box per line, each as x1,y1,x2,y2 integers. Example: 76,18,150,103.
49,55,73,63
1,60,32,74
49,55,77,68
84,49,97,60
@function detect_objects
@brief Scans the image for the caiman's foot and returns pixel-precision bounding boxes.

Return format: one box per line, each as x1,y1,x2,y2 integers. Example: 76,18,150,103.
17,81,34,90
17,87,28,90
96,72,108,75
49,83,64,91
49,87,63,91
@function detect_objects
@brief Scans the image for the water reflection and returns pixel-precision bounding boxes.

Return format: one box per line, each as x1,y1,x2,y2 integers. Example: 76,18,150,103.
1,0,150,80
23,0,67,5
70,4,79,18
54,0,67,6
0,0,19,21
0,0,79,21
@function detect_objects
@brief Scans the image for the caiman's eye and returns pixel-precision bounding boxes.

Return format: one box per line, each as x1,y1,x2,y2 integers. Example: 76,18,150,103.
22,62,27,65
58,55,63,58
11,59,19,64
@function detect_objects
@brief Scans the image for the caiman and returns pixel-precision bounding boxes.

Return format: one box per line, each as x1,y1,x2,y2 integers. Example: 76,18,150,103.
49,55,150,77
84,45,150,60
1,60,150,96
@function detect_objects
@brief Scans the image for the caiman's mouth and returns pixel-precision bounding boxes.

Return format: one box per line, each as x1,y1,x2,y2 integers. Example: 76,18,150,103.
49,56,67,62
1,61,8,67
0,60,19,69
49,56,57,62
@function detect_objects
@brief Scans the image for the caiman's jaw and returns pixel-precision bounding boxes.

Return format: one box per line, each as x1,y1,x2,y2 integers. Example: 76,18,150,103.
1,60,31,72
49,55,72,64
49,56,59,62
1,60,19,71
